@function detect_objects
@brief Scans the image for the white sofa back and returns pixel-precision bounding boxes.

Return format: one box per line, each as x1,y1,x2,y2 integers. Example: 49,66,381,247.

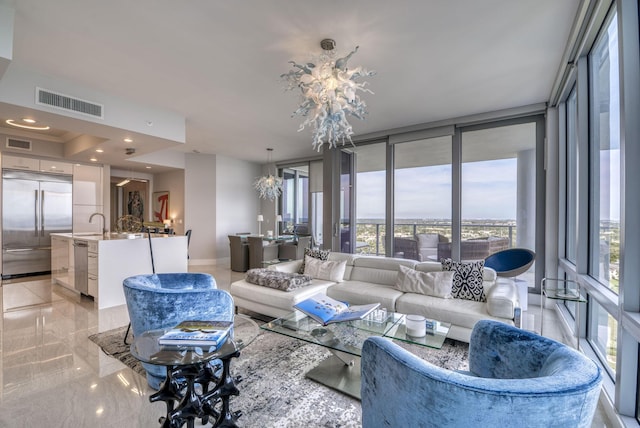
349,256,418,286
327,252,358,280
415,261,498,283
271,252,497,286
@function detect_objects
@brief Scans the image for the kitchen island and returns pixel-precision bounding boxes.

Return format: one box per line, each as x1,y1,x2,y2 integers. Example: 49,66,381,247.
51,233,188,309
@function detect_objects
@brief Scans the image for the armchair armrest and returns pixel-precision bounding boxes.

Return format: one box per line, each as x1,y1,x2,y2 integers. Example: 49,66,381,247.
485,278,519,319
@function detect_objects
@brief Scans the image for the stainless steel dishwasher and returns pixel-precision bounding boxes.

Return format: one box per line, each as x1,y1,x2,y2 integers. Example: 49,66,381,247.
73,240,89,295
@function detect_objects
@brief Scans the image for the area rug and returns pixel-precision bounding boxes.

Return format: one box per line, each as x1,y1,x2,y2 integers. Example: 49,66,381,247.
90,325,469,428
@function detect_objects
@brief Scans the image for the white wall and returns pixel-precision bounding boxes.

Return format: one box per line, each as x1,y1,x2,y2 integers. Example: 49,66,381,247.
184,153,217,264
184,153,260,264
215,155,261,259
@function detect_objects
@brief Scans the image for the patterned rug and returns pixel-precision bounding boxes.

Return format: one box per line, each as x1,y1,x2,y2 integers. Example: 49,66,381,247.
89,324,469,427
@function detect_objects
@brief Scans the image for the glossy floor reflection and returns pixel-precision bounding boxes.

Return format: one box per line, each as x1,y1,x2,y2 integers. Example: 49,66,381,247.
0,266,613,427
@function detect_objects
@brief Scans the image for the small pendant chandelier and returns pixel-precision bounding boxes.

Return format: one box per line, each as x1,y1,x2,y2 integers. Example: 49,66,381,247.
254,148,283,200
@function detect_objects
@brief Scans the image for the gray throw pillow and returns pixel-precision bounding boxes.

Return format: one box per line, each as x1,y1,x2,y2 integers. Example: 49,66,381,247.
245,269,312,291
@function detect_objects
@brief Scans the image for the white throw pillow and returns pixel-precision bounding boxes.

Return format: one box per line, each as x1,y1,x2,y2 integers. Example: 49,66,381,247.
303,256,347,283
395,264,454,298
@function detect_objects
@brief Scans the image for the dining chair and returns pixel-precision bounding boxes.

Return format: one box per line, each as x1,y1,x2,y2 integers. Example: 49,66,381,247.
247,236,279,269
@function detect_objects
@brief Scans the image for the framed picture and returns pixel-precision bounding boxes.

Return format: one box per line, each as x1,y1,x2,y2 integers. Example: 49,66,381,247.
153,191,169,222
127,190,145,221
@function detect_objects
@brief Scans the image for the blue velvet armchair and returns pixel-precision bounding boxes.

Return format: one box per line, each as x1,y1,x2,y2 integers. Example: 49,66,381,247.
122,273,234,389
361,320,602,428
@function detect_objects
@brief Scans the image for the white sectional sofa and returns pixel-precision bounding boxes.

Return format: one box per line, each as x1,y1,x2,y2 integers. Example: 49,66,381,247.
229,252,520,342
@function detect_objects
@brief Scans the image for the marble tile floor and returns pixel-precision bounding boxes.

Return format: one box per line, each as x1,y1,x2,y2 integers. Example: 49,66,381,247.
0,265,613,427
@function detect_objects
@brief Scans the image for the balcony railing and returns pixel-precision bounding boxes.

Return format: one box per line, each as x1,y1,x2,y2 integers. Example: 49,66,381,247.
354,221,516,256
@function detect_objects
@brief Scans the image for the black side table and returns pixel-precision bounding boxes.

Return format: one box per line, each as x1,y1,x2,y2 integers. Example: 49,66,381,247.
130,315,259,428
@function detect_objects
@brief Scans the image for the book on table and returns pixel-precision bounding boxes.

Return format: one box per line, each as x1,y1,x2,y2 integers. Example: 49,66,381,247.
158,320,233,347
293,293,380,326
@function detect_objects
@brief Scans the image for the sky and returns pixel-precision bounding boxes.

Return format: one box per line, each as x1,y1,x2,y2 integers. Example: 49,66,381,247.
356,158,518,220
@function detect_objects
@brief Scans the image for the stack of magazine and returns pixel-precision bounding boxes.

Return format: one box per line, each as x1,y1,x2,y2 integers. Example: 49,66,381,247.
158,320,233,347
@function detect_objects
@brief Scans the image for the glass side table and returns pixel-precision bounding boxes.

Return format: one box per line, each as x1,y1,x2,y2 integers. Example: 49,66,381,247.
131,315,259,428
540,278,587,348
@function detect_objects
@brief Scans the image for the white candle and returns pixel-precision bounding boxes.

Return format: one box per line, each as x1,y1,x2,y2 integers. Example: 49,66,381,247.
406,315,427,337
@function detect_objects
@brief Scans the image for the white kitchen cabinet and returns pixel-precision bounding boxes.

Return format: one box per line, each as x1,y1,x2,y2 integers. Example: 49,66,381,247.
88,244,98,298
67,239,75,290
40,159,73,174
2,154,40,171
2,155,74,174
73,164,103,205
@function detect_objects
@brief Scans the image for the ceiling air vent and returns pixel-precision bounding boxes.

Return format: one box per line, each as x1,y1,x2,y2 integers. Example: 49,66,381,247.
6,137,32,151
35,87,104,119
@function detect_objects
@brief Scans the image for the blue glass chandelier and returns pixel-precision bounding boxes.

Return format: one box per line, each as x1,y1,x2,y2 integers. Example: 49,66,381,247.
282,39,375,151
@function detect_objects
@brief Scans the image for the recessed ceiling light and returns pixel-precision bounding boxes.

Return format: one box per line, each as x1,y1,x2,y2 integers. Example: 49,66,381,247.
89,157,98,162
5,119,50,130
95,149,104,153
124,138,133,143
145,166,152,169
22,118,36,123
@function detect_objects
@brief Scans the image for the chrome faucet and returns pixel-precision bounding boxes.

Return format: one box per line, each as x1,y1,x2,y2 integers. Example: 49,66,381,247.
89,212,107,235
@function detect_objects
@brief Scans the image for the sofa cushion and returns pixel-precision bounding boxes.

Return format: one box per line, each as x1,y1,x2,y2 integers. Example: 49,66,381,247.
441,259,486,302
395,265,454,298
395,292,510,330
303,256,347,282
298,247,330,274
245,268,312,291
230,278,335,311
327,280,404,311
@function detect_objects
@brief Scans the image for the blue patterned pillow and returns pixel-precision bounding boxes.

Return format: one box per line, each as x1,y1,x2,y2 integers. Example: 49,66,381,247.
441,258,486,302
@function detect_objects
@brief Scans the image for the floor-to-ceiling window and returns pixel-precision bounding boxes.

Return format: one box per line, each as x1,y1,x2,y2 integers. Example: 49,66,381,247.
555,1,640,421
460,123,535,259
587,5,619,376
354,142,387,255
565,87,578,265
281,165,309,233
393,136,452,261
589,10,620,292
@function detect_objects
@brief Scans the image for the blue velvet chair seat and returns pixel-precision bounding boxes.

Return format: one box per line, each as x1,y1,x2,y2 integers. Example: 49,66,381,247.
361,320,602,428
123,273,234,389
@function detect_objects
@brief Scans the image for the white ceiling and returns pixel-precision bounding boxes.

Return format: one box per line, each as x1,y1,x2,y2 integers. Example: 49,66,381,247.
0,0,579,170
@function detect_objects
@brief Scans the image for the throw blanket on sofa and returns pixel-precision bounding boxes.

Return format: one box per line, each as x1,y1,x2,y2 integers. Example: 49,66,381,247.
245,269,313,292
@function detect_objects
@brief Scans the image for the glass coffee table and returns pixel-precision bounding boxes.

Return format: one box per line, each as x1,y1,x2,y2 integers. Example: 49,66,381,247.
261,310,450,399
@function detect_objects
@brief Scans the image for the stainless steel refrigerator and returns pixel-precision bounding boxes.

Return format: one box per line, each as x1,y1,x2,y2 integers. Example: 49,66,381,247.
2,169,72,278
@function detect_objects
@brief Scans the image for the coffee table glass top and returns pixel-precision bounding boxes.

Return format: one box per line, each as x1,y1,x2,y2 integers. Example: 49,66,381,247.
384,317,451,349
261,310,450,353
130,314,259,366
